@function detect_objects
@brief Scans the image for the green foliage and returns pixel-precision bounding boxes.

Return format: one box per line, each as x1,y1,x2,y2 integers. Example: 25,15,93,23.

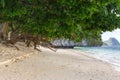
0,0,120,42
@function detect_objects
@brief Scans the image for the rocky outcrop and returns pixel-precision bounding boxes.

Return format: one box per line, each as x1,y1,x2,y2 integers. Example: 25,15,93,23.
51,39,78,48
51,38,103,48
81,40,88,46
102,37,120,47
80,39,102,47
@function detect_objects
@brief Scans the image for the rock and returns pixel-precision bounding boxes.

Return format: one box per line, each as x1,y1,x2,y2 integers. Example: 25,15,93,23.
51,39,78,48
102,37,120,47
81,40,88,46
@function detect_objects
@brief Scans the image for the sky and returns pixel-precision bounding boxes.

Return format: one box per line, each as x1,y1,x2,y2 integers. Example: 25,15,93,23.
101,29,120,43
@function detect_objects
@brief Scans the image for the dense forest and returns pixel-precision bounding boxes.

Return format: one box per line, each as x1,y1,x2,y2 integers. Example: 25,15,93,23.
0,0,120,49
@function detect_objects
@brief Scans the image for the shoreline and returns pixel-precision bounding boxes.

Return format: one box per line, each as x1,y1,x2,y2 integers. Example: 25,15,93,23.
0,47,120,80
73,48,120,72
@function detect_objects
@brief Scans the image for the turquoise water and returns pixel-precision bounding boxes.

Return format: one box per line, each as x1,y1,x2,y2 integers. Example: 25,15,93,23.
74,47,120,71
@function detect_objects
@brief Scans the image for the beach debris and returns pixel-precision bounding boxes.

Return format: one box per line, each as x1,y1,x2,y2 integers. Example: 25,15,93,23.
5,65,8,67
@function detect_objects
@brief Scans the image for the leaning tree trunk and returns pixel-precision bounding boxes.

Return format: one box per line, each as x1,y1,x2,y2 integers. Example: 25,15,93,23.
0,22,9,42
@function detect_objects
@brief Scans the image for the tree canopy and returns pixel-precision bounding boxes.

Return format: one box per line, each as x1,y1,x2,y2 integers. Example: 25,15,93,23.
0,0,120,42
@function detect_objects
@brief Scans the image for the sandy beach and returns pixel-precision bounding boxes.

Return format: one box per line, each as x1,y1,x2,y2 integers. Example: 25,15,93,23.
0,44,120,80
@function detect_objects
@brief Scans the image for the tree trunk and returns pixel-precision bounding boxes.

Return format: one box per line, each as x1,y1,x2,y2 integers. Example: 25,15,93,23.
0,22,9,41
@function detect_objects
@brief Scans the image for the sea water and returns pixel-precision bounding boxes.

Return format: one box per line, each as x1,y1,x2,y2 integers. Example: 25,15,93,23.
74,47,120,71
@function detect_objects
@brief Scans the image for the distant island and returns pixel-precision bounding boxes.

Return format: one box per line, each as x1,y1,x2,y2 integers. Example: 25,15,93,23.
102,37,120,47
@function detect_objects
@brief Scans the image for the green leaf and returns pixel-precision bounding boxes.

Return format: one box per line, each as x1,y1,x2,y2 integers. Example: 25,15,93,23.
1,0,5,7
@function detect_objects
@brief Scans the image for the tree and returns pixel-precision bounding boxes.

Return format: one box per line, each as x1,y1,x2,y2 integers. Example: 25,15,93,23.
0,0,120,47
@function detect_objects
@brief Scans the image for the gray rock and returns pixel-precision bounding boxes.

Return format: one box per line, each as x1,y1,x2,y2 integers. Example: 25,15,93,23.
51,39,78,47
81,40,88,46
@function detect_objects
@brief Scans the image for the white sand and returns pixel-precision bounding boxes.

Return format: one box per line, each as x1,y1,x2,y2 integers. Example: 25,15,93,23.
0,45,119,80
